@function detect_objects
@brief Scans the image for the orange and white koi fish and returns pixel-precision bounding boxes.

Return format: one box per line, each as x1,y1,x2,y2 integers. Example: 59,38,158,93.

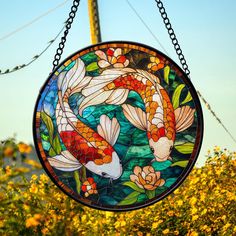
48,59,122,180
79,66,195,162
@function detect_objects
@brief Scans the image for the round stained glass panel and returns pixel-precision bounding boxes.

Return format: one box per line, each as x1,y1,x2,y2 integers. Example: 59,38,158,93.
33,41,203,211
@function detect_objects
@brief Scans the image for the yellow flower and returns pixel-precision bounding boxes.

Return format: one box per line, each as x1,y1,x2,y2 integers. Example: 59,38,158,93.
152,222,159,229
105,211,114,219
214,146,220,152
162,229,170,235
3,146,14,157
167,211,174,216
81,215,87,223
192,215,199,221
191,207,198,215
18,143,32,154
26,216,40,228
31,174,38,181
190,197,197,205
0,219,4,228
177,200,183,206
201,209,207,215
40,174,48,183
41,228,49,235
200,193,206,202
29,183,38,194
223,223,231,231
221,215,226,220
174,230,179,235
7,181,14,190
5,166,12,176
120,220,126,227
187,231,199,236
24,159,42,169
23,204,30,212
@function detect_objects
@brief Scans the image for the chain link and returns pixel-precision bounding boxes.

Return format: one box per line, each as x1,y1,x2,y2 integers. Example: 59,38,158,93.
52,0,81,71
155,0,190,77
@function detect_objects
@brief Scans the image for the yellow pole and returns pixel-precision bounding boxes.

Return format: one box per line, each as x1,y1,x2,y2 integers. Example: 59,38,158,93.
88,0,102,44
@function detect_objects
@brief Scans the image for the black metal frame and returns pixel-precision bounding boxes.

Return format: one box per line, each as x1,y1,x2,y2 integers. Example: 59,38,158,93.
33,41,204,212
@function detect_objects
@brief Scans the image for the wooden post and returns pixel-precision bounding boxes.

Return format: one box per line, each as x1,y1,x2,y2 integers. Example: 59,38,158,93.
88,0,102,44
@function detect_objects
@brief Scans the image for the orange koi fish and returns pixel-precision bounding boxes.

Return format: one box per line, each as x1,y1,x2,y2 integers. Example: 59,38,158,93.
48,59,122,179
79,67,195,162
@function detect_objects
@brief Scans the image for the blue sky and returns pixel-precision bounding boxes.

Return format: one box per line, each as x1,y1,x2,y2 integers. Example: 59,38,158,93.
0,0,236,166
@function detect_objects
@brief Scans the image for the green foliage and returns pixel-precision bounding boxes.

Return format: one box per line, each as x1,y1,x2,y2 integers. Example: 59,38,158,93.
86,62,99,72
122,181,145,193
164,65,170,84
172,84,185,109
0,138,235,235
175,142,194,154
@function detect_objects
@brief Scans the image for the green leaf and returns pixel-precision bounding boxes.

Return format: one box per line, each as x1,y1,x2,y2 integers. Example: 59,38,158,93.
171,160,189,168
175,142,194,154
52,135,61,155
41,133,49,142
172,84,185,109
118,191,141,206
41,112,54,143
123,181,145,193
152,160,172,171
80,166,87,183
164,65,170,84
146,189,156,199
169,69,176,81
181,91,193,105
48,147,56,157
74,170,81,194
86,62,99,72
164,178,177,187
81,52,98,63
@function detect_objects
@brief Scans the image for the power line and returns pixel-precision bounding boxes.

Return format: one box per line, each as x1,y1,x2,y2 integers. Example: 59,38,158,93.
0,0,70,42
0,23,66,76
197,92,236,144
126,0,169,56
126,0,236,144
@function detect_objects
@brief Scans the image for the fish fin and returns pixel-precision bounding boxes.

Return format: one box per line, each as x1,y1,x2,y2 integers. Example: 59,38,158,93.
175,106,195,132
136,69,160,84
106,89,129,105
122,104,147,131
58,58,92,98
47,150,82,172
79,88,129,117
81,68,135,97
79,90,113,116
97,115,120,146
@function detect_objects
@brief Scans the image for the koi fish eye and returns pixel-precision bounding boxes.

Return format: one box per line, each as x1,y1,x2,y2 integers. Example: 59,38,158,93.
101,172,108,177
150,147,154,153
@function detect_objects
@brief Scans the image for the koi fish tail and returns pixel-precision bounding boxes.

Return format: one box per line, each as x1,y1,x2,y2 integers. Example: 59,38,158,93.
49,59,92,171
56,58,92,133
48,150,82,172
58,58,92,104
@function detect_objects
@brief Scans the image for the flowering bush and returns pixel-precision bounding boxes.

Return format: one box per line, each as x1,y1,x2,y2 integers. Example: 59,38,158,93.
0,140,235,235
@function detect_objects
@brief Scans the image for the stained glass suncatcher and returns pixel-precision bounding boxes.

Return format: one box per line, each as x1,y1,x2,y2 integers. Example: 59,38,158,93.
33,41,203,211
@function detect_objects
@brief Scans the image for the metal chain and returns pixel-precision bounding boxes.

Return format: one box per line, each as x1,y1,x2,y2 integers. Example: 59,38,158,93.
155,0,190,77
52,0,81,71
